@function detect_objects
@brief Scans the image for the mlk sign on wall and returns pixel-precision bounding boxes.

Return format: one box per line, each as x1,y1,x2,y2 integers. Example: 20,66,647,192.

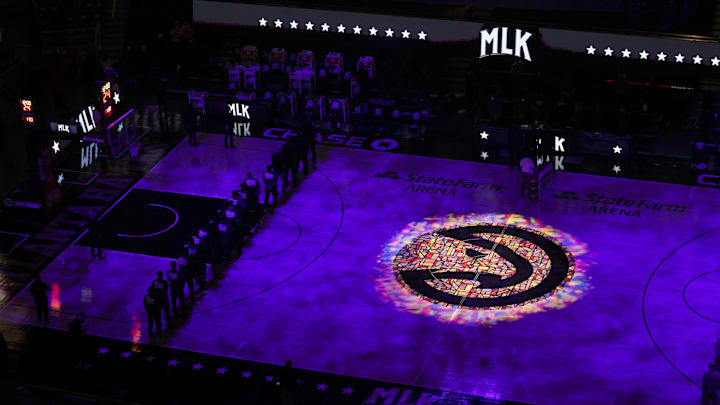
479,27,533,61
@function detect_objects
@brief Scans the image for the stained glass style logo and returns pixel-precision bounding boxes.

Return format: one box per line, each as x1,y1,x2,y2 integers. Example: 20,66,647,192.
375,213,591,325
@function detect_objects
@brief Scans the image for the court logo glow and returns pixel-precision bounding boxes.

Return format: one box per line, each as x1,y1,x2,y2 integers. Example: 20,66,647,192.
375,213,590,325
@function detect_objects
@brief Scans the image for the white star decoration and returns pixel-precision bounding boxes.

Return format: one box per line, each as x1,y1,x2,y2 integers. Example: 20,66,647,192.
675,53,685,63
273,19,282,28
113,92,120,104
192,363,204,370
57,172,64,185
305,21,314,30
479,131,489,140
657,52,667,61
385,28,394,37
621,49,631,58
342,387,354,395
604,47,614,56
418,31,427,40
317,383,328,391
613,145,622,154
241,371,252,378
369,27,377,36
480,151,489,160
258,18,267,27
693,55,703,64
52,140,60,154
216,367,228,374
712,57,720,66
401,30,410,39
289,20,298,29
586,45,596,55
352,25,361,34
321,23,329,32
336,24,345,33
639,50,649,59
97,347,109,354
120,351,131,358
612,165,621,174
168,359,179,366
265,376,274,382
118,122,124,133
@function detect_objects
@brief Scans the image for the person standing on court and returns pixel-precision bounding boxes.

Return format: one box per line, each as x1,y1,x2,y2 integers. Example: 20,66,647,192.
144,287,162,338
281,140,299,188
86,211,104,259
272,149,288,194
184,103,198,147
167,261,185,316
294,129,310,176
703,363,720,405
178,254,195,302
519,151,535,199
244,172,260,211
29,275,50,324
263,164,278,208
151,271,171,325
224,122,234,148
302,120,317,167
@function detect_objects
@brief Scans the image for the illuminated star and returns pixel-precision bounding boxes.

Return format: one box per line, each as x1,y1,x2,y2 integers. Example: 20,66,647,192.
621,49,631,58
479,131,489,140
97,347,109,355
656,52,667,61
265,376,274,382
336,24,345,33
385,28,394,37
401,29,410,39
321,23,329,32
369,27,377,36
258,18,267,27
612,165,621,174
342,387,354,395
693,55,703,65
113,92,120,103
192,363,204,370
418,31,427,40
639,50,649,59
216,367,228,374
480,151,489,160
603,47,614,56
712,57,720,66
118,122,124,133
289,20,298,29
57,172,64,185
305,21,314,30
52,140,60,154
316,383,328,391
168,359,179,366
241,371,252,378
352,25,361,34
675,53,685,63
586,45,596,55
120,351,131,358
273,19,282,28
613,145,622,154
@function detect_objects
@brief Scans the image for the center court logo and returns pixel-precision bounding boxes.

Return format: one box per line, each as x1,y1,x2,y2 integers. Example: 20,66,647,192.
375,213,591,325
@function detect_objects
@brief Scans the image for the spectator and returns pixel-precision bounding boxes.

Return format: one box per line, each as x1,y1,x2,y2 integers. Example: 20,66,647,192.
703,363,720,405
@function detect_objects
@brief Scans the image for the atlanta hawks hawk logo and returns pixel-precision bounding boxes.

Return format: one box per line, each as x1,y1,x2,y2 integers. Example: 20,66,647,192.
392,224,575,309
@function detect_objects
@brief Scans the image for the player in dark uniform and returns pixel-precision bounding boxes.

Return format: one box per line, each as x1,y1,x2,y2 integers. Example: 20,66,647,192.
151,271,171,325
144,287,162,337
166,261,184,316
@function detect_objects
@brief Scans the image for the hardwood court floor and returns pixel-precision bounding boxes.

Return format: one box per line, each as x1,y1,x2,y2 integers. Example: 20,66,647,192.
1,133,717,404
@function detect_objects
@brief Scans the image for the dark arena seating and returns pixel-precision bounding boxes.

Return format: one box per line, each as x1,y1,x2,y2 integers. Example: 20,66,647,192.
2,1,720,404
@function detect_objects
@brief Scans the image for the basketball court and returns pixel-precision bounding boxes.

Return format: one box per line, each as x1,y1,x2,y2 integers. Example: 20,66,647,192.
0,133,714,404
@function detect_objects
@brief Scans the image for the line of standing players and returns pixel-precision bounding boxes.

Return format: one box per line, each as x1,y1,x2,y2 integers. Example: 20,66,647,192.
143,120,317,339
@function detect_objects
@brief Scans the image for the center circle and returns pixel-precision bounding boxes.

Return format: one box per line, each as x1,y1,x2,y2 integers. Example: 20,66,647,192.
392,224,575,309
